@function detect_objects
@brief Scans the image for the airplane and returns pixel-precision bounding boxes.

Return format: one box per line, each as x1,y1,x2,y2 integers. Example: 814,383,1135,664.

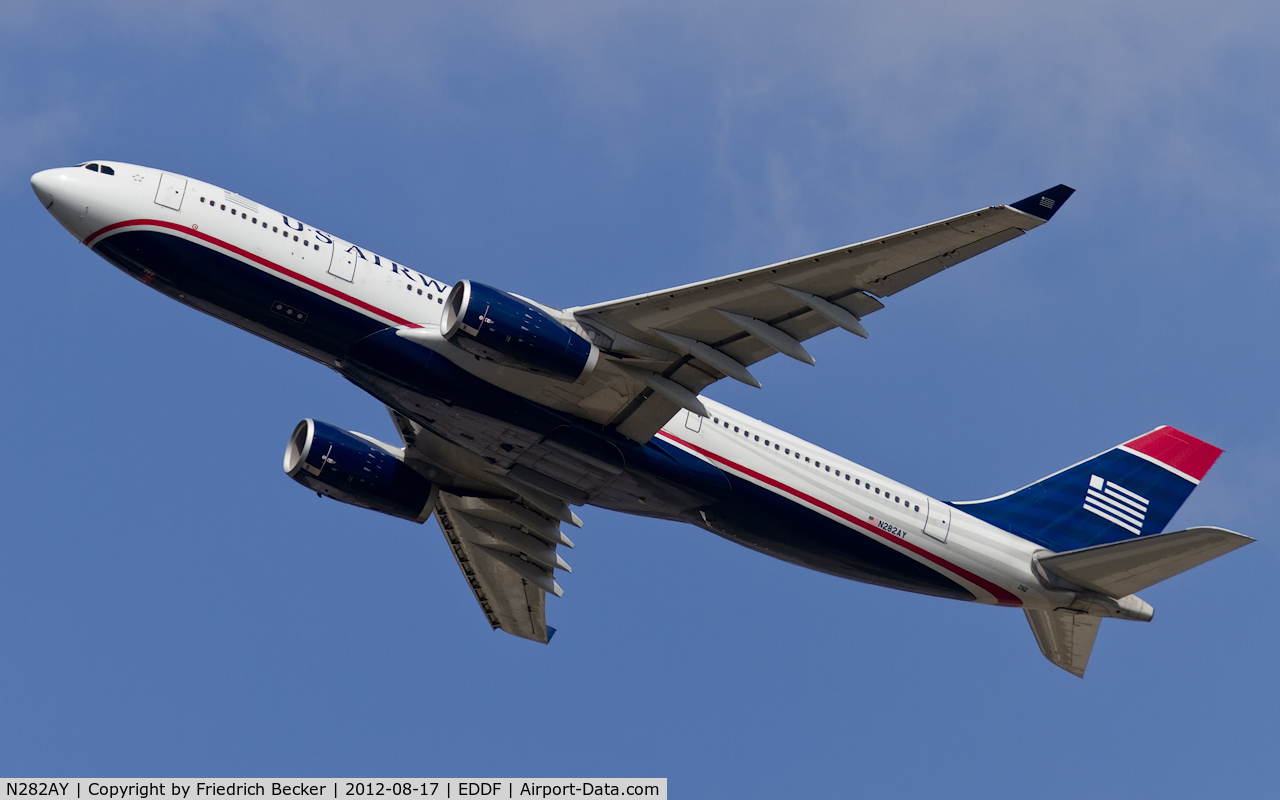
30,161,1253,677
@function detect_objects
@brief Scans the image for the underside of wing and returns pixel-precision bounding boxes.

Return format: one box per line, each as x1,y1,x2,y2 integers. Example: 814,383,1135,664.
435,492,573,643
571,185,1074,442
385,408,581,644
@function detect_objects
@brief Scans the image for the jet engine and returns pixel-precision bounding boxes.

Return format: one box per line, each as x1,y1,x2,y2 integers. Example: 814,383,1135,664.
441,280,599,383
283,419,438,521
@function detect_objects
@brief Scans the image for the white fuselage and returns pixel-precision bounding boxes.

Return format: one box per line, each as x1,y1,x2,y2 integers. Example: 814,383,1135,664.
32,161,1083,613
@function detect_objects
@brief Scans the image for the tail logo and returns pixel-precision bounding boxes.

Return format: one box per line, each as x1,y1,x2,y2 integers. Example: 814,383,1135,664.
1083,475,1148,535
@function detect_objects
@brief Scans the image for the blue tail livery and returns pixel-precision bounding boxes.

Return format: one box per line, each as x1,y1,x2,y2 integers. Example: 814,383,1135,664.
954,426,1223,552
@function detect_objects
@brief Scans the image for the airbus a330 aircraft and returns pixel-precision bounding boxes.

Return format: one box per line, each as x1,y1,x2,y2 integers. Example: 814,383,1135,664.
31,161,1253,676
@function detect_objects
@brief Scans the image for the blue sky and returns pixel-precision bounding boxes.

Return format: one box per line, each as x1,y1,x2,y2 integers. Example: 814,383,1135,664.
2,1,1277,795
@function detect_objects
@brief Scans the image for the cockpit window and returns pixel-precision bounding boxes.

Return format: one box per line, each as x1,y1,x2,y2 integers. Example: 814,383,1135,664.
85,163,99,172
100,165,115,175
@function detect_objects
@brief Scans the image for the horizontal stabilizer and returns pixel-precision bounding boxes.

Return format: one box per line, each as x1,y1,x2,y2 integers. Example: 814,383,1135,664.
1038,526,1254,599
1025,608,1101,678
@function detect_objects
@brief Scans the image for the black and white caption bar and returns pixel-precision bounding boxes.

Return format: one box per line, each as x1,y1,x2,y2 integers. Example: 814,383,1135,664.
2,781,666,800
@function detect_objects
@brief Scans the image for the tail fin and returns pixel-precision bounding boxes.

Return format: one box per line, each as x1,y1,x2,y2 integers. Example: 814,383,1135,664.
955,426,1223,552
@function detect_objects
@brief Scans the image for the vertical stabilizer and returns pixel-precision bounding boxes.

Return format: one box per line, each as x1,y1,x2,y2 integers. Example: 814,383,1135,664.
956,426,1222,552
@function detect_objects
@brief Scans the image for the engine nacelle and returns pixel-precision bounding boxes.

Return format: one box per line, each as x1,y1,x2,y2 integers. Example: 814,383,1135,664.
283,419,438,522
442,280,599,383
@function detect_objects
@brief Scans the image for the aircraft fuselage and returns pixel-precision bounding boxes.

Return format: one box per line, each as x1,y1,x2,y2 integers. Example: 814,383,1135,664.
30,161,1097,617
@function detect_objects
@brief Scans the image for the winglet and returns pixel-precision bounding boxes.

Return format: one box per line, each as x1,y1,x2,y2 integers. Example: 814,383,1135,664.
1009,184,1075,221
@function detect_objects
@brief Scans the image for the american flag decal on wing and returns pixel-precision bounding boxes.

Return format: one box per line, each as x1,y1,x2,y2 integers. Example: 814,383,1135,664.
1083,474,1148,535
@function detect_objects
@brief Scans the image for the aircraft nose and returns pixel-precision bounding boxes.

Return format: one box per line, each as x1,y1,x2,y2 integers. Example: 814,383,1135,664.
31,169,59,210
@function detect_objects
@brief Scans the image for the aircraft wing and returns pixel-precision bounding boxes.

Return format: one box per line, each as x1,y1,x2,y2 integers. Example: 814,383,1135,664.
574,185,1074,442
385,408,579,643
435,491,573,643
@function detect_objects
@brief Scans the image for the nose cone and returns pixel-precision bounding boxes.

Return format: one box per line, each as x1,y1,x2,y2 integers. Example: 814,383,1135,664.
30,166,102,242
31,168,59,210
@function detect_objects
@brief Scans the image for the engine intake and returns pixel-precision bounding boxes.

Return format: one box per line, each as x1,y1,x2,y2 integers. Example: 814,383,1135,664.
442,280,598,383
283,419,438,522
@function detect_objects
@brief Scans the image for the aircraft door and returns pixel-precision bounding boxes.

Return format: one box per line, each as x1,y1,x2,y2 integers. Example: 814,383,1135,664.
154,173,187,211
923,500,950,543
328,241,357,282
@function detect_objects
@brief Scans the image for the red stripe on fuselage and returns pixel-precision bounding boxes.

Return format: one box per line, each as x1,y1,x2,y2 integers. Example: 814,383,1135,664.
657,430,1023,606
84,219,422,329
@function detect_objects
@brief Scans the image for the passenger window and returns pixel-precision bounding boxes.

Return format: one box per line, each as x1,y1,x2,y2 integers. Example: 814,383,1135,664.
242,212,247,219
252,217,257,224
303,240,309,246
417,289,423,295
273,226,278,232
100,165,114,175
713,418,719,424
785,448,790,454
775,445,780,451
221,204,227,210
825,466,831,472
914,505,920,512
804,457,810,463
734,426,739,432
428,294,434,300
875,488,880,494
754,435,759,441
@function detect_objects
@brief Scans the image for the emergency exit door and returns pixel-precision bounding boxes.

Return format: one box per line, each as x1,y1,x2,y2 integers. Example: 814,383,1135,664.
154,173,187,211
328,244,357,282
923,500,950,543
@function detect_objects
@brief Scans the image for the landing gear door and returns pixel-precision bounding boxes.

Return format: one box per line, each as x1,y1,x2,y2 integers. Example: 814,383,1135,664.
154,173,187,211
923,500,950,543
